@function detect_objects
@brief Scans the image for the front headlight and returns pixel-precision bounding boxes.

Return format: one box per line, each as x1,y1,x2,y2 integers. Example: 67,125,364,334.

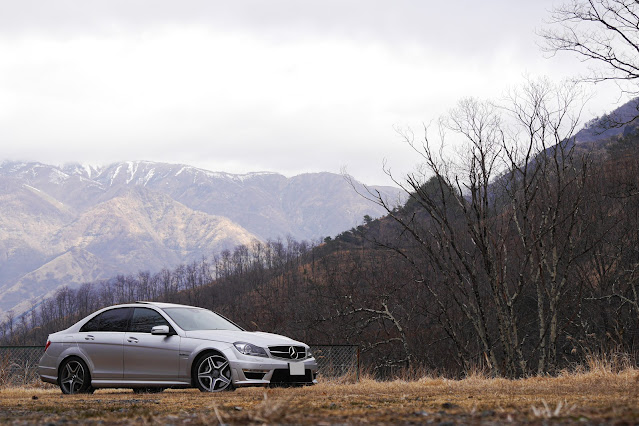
234,342,269,358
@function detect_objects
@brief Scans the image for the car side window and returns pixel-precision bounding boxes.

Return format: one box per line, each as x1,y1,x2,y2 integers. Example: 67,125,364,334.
80,308,132,332
80,314,101,332
129,308,170,333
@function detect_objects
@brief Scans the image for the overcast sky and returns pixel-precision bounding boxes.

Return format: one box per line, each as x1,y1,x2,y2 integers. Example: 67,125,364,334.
0,0,632,185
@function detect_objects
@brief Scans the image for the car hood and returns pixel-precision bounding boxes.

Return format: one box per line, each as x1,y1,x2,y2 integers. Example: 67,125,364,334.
183,329,307,347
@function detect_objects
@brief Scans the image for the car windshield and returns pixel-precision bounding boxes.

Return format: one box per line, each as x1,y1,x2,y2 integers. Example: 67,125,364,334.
161,307,243,331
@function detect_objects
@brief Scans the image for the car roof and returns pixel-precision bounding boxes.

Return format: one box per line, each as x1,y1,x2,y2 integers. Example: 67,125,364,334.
135,301,199,309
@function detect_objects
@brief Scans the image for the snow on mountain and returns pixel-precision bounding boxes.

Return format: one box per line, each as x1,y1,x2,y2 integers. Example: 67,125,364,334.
0,161,403,318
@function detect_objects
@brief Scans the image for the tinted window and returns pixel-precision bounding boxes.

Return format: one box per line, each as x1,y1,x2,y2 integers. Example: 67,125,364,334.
80,308,132,332
80,314,101,332
129,308,170,333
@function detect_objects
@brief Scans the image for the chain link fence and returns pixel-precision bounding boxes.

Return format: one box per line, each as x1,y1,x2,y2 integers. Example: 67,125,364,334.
0,346,44,387
309,345,360,380
0,344,359,387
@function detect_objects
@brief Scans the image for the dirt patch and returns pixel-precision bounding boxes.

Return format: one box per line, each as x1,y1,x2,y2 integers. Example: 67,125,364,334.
2,371,639,424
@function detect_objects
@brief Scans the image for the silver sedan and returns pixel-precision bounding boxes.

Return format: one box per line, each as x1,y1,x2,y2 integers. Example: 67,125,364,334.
38,301,318,394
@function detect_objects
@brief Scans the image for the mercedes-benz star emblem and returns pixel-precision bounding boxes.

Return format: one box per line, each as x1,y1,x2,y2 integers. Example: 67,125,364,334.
289,346,300,359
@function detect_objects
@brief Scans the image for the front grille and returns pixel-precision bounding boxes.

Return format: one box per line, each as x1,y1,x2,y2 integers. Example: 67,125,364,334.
268,345,307,360
269,368,314,386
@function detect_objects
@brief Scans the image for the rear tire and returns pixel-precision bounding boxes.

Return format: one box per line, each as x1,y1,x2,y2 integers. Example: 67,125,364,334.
59,357,93,394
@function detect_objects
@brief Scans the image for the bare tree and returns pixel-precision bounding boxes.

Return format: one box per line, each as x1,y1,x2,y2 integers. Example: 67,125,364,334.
313,248,420,371
541,0,639,98
351,78,591,377
5,310,15,342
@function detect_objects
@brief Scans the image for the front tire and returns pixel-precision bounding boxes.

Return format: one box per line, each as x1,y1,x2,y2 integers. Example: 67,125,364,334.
59,357,93,394
194,353,233,392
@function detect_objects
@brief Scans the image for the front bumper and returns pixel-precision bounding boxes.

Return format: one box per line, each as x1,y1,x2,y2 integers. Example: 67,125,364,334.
229,357,318,387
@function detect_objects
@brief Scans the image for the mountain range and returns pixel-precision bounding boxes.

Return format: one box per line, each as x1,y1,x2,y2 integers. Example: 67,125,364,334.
0,161,403,317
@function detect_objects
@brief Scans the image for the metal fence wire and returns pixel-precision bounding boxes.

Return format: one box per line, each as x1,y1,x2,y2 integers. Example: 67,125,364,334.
0,344,359,387
0,346,44,387
309,345,360,380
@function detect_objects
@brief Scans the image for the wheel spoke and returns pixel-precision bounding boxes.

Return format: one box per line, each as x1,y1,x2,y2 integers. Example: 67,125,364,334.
204,372,214,391
215,361,229,370
199,359,212,373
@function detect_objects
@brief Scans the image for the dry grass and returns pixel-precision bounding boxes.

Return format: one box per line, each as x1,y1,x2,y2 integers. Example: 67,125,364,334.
1,366,638,424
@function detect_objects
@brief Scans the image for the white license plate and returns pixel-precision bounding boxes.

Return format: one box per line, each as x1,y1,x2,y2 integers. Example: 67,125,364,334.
289,362,305,376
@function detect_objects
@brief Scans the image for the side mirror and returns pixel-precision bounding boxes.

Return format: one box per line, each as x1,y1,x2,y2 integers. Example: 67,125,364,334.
151,325,171,335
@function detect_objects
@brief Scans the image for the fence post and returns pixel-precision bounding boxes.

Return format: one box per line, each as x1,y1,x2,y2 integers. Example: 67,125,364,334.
357,345,360,382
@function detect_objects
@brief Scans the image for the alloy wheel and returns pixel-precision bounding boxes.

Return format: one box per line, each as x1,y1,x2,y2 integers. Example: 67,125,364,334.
60,359,88,394
196,354,232,392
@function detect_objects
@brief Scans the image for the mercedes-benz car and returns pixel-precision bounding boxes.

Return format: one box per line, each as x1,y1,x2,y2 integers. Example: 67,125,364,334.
38,301,318,394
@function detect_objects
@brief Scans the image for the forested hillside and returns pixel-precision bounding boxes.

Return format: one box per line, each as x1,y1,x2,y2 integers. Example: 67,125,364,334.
5,90,639,378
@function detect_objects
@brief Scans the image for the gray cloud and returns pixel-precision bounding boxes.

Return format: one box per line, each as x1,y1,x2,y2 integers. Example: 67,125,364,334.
0,0,629,185
0,1,550,50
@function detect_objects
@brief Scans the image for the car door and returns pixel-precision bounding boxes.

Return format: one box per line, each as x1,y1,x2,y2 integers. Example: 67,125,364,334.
78,307,132,380
123,307,180,381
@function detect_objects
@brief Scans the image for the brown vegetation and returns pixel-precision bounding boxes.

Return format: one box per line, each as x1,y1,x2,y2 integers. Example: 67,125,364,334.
2,361,639,424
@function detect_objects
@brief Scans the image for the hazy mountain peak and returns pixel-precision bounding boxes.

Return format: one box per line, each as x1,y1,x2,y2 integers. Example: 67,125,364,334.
61,163,104,179
67,161,286,188
575,97,639,144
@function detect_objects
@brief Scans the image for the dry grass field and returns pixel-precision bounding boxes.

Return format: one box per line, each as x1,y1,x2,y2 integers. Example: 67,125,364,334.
1,361,638,424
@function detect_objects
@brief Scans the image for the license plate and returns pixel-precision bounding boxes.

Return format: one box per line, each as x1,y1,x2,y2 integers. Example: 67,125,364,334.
289,362,305,376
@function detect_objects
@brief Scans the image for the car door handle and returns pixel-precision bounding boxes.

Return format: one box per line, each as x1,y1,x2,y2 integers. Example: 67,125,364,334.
85,335,95,341
127,337,139,343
